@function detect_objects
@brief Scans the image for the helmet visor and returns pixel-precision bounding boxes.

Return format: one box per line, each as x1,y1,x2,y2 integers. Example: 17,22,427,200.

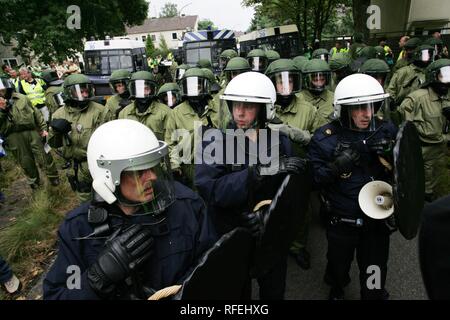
365,72,388,87
318,54,329,63
119,155,175,215
418,49,435,62
66,83,94,101
341,102,380,131
219,99,265,131
110,80,129,94
176,68,186,81
53,92,65,107
219,57,229,70
181,76,209,97
248,56,268,72
270,71,301,95
129,79,156,99
226,70,249,82
304,72,331,92
159,90,179,108
0,78,13,91
437,66,450,83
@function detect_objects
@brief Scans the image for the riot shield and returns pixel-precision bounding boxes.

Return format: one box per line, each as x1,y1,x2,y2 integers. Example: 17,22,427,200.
393,121,425,240
252,166,313,277
174,227,254,300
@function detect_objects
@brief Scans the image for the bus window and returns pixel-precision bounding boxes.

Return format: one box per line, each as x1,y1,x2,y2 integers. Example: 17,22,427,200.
120,55,133,70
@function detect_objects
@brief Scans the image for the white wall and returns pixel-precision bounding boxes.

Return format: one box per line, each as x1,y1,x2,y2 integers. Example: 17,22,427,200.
409,0,450,22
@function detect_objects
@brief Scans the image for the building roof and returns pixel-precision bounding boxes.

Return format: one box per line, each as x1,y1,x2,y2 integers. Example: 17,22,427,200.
125,15,198,35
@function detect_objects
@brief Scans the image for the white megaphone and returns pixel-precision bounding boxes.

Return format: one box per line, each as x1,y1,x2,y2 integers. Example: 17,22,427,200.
358,181,394,219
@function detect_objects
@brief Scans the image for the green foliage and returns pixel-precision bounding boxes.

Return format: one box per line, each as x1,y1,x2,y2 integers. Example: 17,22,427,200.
198,19,217,31
145,34,156,57
242,0,353,42
159,35,170,56
0,0,149,64
159,2,178,18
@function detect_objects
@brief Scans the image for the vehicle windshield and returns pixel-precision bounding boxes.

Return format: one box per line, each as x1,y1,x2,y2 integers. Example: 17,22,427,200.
84,50,134,75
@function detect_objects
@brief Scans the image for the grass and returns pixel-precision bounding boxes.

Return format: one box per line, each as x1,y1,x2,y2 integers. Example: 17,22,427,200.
0,159,78,300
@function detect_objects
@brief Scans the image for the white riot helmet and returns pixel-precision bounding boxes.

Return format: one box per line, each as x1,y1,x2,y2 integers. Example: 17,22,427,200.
219,71,276,130
87,119,175,215
333,73,390,131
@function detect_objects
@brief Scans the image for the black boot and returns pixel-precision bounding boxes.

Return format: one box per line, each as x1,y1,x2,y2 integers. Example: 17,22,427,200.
295,248,311,270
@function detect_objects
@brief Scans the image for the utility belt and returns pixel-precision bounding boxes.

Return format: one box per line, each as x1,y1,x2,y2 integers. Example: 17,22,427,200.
67,159,91,193
330,214,364,228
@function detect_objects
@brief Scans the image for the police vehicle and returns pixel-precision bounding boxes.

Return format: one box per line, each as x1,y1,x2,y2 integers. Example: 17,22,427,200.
181,29,237,74
83,37,149,103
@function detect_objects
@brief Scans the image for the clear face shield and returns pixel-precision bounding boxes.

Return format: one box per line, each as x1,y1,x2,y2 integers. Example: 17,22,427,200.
417,49,435,65
340,101,386,131
129,79,156,99
226,70,248,82
159,90,179,108
304,71,331,92
437,66,450,84
248,56,268,72
110,80,129,94
181,76,209,97
53,92,65,107
219,57,230,71
66,83,94,101
175,68,186,81
99,142,175,215
219,99,264,131
270,71,301,96
318,54,330,63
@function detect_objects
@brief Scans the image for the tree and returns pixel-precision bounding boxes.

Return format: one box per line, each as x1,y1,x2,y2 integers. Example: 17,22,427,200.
0,0,148,64
352,0,371,41
145,35,156,57
198,19,217,31
159,2,178,18
159,35,170,57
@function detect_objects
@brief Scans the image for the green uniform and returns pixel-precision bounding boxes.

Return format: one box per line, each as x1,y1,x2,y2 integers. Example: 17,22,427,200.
0,93,58,186
297,89,334,127
387,64,425,107
44,85,63,115
118,100,171,141
48,101,111,201
105,94,131,119
164,99,219,187
398,87,449,198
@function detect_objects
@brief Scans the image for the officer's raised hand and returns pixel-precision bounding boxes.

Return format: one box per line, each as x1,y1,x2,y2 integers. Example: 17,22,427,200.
329,147,360,176
87,224,154,298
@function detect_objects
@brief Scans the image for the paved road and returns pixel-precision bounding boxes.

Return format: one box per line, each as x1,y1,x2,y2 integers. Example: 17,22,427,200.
253,211,428,300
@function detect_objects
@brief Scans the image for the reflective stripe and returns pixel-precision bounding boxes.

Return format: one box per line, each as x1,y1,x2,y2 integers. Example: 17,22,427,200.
20,79,46,107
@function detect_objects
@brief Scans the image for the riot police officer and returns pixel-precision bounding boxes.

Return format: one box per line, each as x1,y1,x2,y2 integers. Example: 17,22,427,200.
312,48,330,63
48,74,111,201
105,69,131,119
164,68,219,188
43,119,216,299
118,71,171,141
307,74,398,300
0,76,59,189
195,71,307,299
396,59,450,201
41,69,64,116
299,59,335,126
247,49,269,73
157,82,181,109
387,44,435,108
265,49,281,65
329,52,353,92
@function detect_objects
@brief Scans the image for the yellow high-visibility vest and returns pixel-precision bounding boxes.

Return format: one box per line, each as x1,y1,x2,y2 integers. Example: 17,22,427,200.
20,79,46,107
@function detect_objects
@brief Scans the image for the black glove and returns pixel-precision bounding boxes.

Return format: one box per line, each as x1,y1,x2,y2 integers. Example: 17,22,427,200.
50,118,72,134
278,156,308,175
330,148,360,176
87,224,154,297
443,107,450,121
240,211,264,238
366,138,393,156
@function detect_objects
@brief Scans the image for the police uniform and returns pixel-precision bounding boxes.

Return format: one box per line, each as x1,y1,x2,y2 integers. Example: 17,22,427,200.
0,92,58,187
43,181,217,300
307,119,398,299
195,129,294,299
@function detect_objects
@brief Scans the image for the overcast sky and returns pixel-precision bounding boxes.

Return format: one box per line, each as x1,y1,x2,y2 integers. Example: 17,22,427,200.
146,0,255,32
